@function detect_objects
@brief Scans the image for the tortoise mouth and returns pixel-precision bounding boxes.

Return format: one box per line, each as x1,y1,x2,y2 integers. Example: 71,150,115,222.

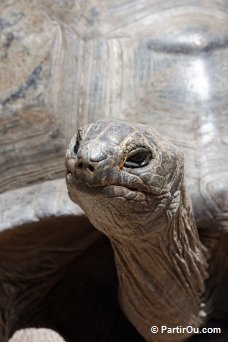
101,185,146,197
66,172,149,196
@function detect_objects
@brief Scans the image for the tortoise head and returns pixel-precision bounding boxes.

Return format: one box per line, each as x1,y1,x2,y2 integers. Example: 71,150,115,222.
65,119,184,241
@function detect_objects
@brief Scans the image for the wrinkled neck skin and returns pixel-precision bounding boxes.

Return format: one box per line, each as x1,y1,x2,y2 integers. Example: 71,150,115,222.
97,185,208,342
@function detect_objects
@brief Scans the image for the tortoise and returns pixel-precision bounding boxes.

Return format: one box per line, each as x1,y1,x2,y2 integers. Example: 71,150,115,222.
65,119,227,341
0,0,227,341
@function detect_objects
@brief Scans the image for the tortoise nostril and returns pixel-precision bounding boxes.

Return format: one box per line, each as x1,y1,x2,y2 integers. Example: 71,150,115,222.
76,161,96,172
88,165,94,172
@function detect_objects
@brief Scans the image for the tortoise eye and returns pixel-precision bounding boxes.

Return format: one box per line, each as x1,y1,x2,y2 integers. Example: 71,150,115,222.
124,148,151,168
73,141,79,155
73,130,82,155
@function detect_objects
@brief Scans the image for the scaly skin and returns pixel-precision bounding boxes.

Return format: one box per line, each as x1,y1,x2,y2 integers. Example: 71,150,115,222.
65,119,208,341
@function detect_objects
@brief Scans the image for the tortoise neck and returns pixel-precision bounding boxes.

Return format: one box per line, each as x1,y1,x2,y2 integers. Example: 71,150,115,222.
111,187,208,341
